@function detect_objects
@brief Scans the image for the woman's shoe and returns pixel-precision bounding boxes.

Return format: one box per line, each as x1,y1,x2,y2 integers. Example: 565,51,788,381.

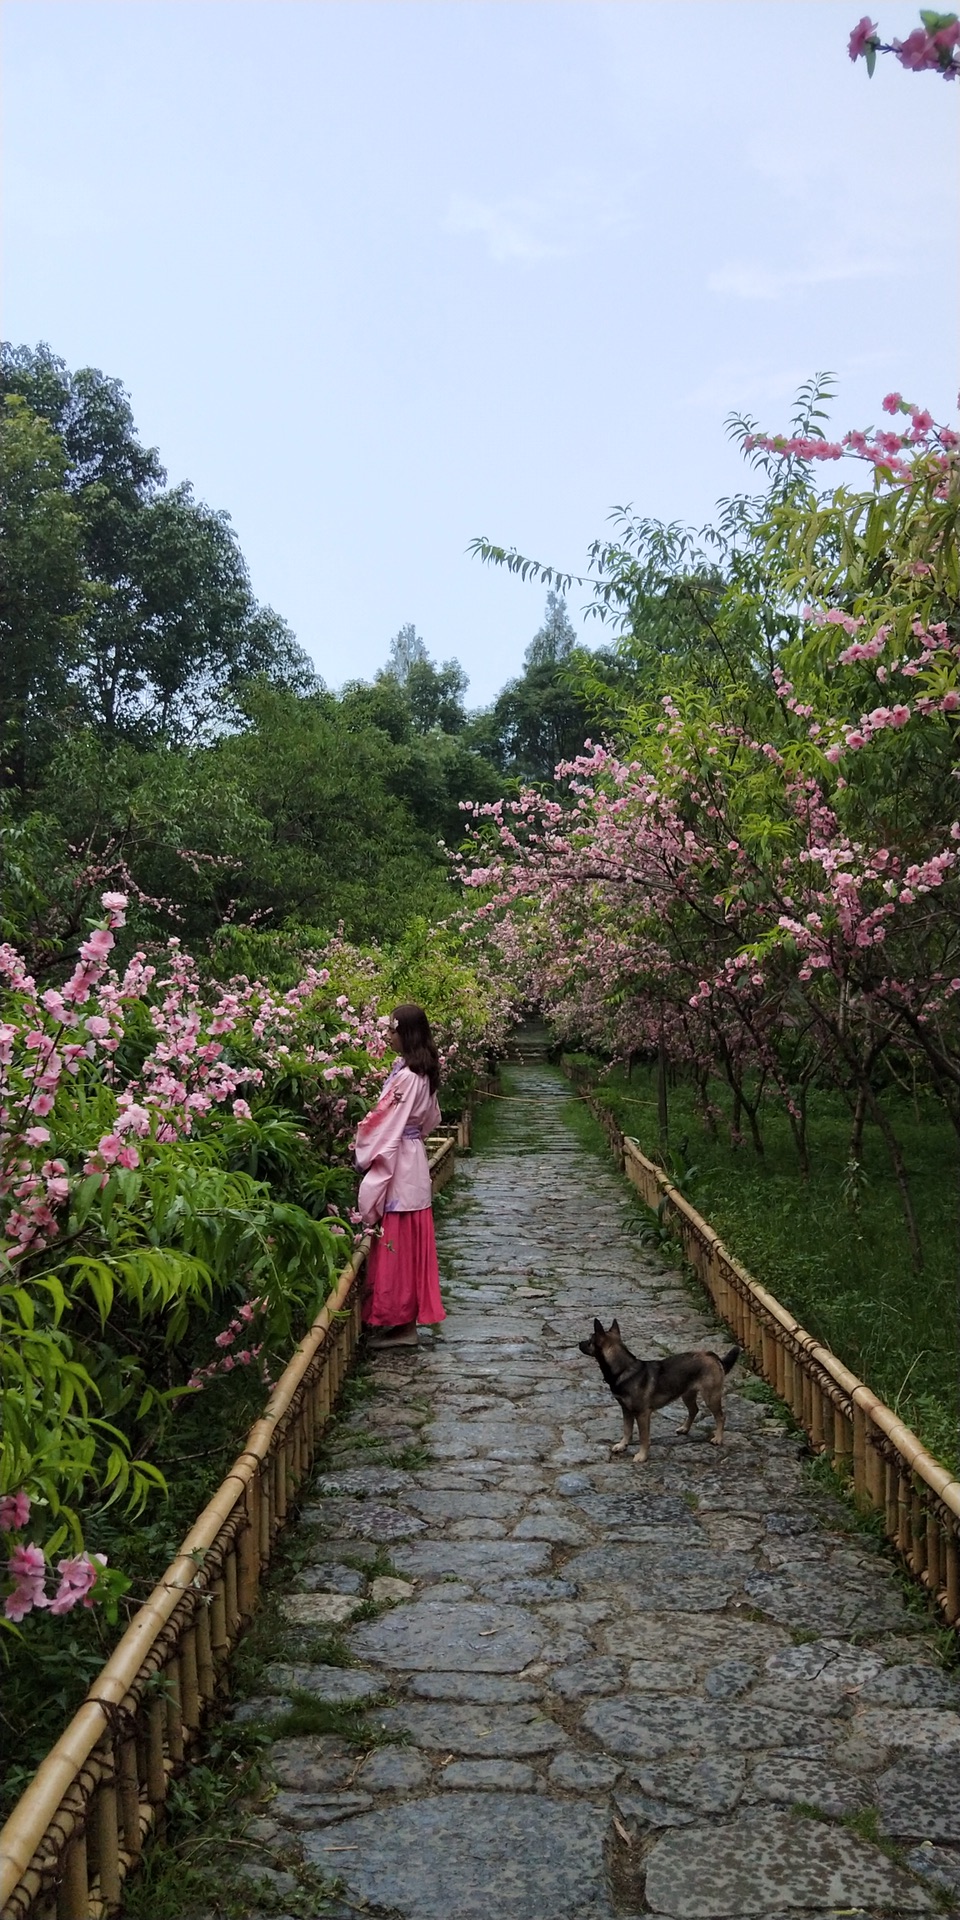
367,1321,419,1348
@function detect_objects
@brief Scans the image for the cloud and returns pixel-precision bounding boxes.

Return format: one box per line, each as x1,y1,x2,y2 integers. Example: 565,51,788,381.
444,195,566,264
707,256,896,301
444,173,641,265
681,361,817,413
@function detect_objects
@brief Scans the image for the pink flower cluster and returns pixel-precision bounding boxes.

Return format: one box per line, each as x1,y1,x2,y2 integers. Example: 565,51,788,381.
186,1298,265,1390
849,11,960,77
1,1495,107,1622
743,398,957,487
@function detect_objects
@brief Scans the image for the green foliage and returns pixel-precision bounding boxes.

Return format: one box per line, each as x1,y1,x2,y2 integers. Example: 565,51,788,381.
0,342,312,756
0,396,84,790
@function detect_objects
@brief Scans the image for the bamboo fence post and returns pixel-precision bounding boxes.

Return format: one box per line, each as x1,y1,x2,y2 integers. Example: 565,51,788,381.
118,1739,141,1864
180,1626,200,1735
884,1460,898,1541
926,1515,941,1598
911,1484,926,1578
93,1781,121,1911
945,1529,959,1623
195,1604,214,1704
237,1482,259,1616
853,1402,869,1502
224,1548,239,1637
55,1833,87,1920
143,1712,164,1812
163,1661,183,1769
209,1581,228,1664
810,1376,824,1452
896,1468,912,1556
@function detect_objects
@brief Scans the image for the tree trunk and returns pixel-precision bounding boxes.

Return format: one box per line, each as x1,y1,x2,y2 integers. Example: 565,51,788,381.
657,1029,669,1152
865,1087,924,1273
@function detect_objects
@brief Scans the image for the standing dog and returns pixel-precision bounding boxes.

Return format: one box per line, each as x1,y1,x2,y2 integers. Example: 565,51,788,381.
579,1318,739,1466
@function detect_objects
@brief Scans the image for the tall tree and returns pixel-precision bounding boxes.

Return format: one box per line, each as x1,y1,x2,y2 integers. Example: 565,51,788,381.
0,342,314,752
0,396,84,789
524,589,577,668
385,622,430,683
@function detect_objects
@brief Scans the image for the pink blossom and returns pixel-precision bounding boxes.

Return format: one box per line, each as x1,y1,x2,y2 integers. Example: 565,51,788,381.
85,1016,111,1040
849,16,878,60
23,1127,51,1147
96,1134,124,1165
100,892,128,912
50,1552,105,1615
81,928,114,963
0,1493,31,1531
5,1543,49,1621
894,26,939,68
231,1098,252,1121
882,392,902,414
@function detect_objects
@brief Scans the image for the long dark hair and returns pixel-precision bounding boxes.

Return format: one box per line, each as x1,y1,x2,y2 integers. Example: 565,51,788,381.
390,1003,440,1093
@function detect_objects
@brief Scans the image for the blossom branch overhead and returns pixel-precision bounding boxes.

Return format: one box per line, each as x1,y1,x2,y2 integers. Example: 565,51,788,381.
849,10,960,76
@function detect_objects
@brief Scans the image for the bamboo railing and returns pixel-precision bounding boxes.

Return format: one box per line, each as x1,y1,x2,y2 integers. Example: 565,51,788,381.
0,1136,455,1920
566,1067,960,1632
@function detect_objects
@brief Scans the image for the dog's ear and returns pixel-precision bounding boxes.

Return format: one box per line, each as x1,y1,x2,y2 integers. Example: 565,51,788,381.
610,1318,621,1337
593,1317,605,1337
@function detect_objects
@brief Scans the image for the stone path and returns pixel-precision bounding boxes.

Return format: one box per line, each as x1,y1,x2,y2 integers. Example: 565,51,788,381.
232,1065,960,1919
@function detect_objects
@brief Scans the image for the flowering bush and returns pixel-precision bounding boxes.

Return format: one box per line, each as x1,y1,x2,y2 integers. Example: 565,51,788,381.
1,894,511,1620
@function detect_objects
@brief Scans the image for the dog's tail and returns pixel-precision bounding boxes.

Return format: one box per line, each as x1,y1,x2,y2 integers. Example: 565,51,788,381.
721,1346,740,1374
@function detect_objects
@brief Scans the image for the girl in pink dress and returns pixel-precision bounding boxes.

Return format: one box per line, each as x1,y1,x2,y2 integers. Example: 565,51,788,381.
354,1003,445,1347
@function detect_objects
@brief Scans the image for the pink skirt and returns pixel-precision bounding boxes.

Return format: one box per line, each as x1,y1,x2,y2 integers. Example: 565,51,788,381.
363,1208,445,1328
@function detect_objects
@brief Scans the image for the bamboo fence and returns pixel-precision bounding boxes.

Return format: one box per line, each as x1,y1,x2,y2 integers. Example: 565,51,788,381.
0,1136,456,1920
565,1065,960,1633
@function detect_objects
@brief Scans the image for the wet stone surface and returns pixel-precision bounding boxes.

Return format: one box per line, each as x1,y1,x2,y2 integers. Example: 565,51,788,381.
225,1062,958,1919
300,1792,616,1918
642,1809,937,1914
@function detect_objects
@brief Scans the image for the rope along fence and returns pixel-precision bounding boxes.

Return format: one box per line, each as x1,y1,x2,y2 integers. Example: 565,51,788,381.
0,1137,456,1920
564,1063,960,1635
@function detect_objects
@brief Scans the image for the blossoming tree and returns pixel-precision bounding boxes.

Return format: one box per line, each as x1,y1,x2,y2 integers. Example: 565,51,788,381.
464,386,959,1274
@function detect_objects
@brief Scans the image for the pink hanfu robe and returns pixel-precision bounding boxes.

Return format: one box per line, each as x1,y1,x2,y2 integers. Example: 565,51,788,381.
354,1062,444,1328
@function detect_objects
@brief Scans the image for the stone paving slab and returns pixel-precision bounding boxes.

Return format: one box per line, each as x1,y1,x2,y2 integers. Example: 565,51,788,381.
642,1809,936,1914
299,1792,620,1918
228,1063,959,1919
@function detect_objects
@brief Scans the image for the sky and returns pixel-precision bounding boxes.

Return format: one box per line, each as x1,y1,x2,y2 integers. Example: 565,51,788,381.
3,1,958,707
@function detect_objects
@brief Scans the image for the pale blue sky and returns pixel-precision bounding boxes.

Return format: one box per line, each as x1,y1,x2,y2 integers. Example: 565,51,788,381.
3,2,957,705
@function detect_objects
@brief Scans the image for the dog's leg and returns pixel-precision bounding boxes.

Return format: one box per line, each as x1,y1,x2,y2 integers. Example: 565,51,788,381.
703,1379,725,1445
611,1408,634,1457
677,1388,700,1435
633,1407,651,1466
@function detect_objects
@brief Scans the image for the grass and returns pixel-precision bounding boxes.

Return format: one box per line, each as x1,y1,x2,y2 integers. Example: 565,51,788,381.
267,1691,397,1743
574,1058,960,1471
117,1723,348,1920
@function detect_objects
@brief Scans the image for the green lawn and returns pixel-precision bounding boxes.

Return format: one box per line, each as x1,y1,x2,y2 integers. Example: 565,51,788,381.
571,1060,960,1472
